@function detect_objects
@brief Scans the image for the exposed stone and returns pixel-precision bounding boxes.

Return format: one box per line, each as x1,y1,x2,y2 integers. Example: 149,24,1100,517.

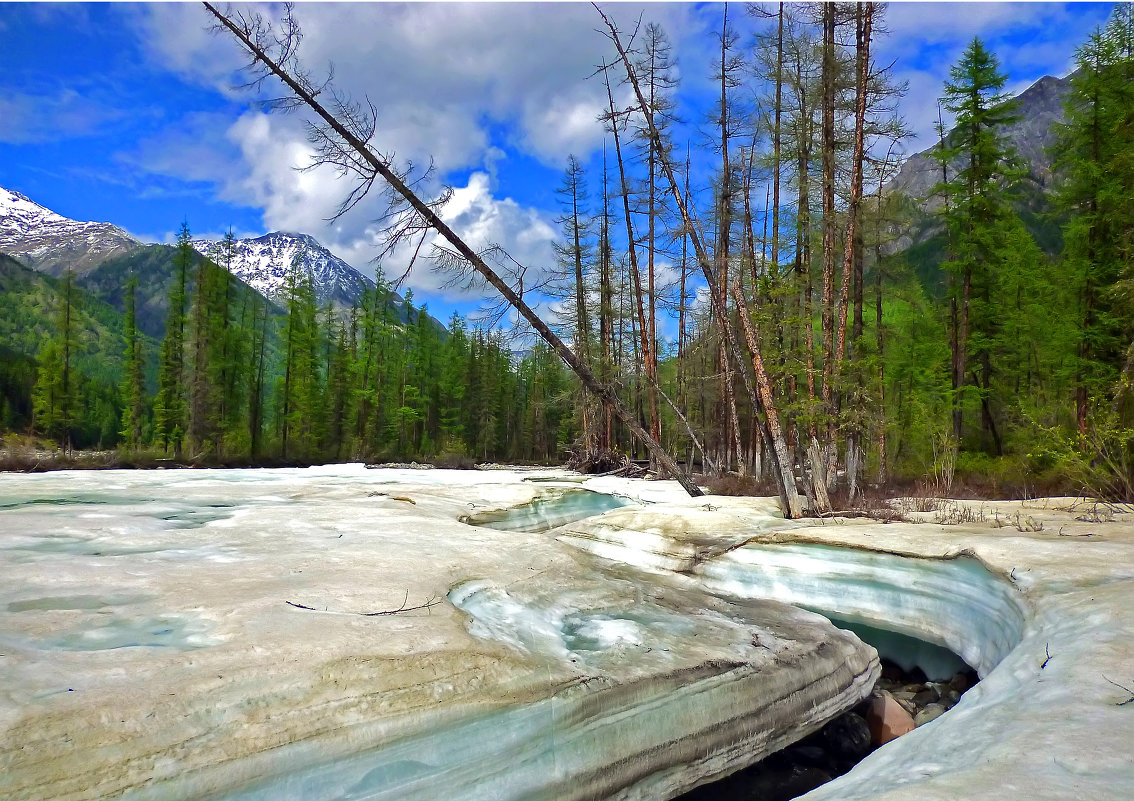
912,687,939,706
915,703,948,727
949,669,976,694
866,692,916,746
821,712,873,765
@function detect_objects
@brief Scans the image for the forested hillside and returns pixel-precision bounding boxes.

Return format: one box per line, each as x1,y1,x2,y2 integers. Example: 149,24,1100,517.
0,253,149,445
0,227,577,464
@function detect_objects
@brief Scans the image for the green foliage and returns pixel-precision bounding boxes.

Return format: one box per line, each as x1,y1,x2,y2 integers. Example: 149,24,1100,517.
154,224,191,454
1053,7,1134,428
119,275,146,450
31,270,80,450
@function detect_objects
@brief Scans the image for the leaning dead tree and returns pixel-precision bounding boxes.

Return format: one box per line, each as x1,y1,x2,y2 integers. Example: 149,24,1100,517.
203,2,703,497
595,4,802,518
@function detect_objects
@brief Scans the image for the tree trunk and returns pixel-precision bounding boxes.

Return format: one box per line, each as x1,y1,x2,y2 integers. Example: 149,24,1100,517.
208,3,702,496
596,5,799,514
819,2,838,490
833,2,873,502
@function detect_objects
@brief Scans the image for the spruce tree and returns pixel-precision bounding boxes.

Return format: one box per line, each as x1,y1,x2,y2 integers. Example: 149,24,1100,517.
279,251,321,459
119,274,145,451
31,270,78,452
937,37,1025,452
154,223,191,455
1057,7,1134,425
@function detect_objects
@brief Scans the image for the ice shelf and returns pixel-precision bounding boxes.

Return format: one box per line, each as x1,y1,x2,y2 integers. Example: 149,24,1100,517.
560,490,1134,800
0,466,877,801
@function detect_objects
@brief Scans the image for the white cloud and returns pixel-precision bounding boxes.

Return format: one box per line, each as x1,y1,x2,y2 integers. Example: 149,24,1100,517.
197,109,558,301
121,2,713,308
0,88,126,144
129,2,704,169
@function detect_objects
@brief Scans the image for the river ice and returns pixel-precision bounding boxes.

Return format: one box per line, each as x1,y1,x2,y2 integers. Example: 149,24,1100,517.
0,465,876,801
3,466,1131,800
560,492,1134,800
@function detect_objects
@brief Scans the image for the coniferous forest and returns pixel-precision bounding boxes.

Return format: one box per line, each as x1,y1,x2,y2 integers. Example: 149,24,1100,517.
2,3,1133,508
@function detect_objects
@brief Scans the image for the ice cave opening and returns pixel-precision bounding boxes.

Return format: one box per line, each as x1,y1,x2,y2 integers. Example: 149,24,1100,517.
487,490,1031,800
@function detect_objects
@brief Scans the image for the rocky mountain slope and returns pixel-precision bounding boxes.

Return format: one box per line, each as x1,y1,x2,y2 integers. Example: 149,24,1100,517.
885,74,1071,210
0,186,379,311
880,73,1073,279
0,187,141,277
192,231,375,309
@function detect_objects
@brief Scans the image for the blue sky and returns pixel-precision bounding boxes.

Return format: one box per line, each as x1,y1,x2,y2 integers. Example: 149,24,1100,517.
0,2,1117,327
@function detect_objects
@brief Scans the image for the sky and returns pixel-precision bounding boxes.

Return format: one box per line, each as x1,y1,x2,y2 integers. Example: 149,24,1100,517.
0,1,1118,327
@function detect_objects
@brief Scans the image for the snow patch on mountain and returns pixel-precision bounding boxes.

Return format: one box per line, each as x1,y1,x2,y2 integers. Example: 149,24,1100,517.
0,186,140,276
192,231,374,308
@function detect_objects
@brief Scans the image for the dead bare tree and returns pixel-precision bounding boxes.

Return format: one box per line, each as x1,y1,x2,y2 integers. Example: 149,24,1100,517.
203,2,703,497
595,4,802,518
833,2,875,501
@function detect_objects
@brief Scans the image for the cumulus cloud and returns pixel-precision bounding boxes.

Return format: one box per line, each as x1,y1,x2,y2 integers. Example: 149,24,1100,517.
119,2,707,304
128,2,702,169
191,110,557,301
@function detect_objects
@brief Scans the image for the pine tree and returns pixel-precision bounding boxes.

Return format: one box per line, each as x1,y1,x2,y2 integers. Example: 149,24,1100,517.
154,223,191,455
188,231,221,456
119,274,145,451
279,251,322,459
31,270,78,452
1056,8,1134,427
937,37,1024,452
439,312,469,452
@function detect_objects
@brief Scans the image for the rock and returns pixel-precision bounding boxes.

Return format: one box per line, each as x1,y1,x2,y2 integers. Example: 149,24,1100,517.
913,687,940,706
893,695,919,717
949,670,976,694
822,712,873,763
915,703,948,727
866,692,916,746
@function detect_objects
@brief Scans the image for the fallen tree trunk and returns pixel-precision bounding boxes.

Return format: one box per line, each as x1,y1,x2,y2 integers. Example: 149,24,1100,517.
204,2,703,497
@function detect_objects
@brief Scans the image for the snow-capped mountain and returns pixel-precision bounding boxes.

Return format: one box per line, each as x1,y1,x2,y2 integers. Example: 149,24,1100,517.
192,231,374,308
0,186,140,276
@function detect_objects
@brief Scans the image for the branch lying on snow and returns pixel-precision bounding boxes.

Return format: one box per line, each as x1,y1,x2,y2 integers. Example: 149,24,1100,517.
1103,675,1134,706
285,591,443,616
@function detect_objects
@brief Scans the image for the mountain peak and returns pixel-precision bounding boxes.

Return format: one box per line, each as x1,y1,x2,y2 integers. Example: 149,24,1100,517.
192,230,374,308
0,184,141,276
0,187,69,226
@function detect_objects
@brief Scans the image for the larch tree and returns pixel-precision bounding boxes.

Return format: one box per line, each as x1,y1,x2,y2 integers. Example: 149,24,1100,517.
119,274,145,451
1055,6,1134,428
154,223,192,455
552,155,598,450
938,37,1024,454
31,269,78,453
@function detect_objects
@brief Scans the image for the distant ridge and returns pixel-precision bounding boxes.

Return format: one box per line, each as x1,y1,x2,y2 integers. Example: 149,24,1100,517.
0,186,140,276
